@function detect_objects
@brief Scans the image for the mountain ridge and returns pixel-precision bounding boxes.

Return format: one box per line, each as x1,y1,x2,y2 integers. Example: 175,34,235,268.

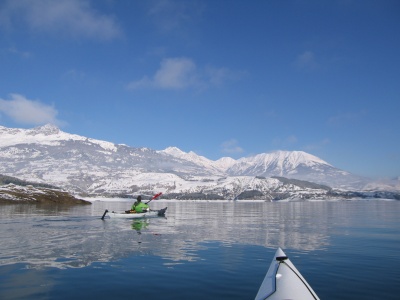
0,124,398,198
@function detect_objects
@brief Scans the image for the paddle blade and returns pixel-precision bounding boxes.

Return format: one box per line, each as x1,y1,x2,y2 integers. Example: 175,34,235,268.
152,192,162,200
101,209,108,220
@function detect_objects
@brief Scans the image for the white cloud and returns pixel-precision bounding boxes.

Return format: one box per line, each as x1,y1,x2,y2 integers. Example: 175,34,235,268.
154,57,198,89
127,57,199,90
285,135,298,144
8,46,32,58
303,138,331,151
63,69,87,81
295,51,318,70
205,65,247,86
147,0,204,33
126,76,153,90
328,110,367,126
220,139,244,155
0,94,64,126
127,57,243,90
272,135,298,147
0,0,122,40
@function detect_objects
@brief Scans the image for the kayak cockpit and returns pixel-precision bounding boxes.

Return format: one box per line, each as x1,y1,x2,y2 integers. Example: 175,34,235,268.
101,207,167,219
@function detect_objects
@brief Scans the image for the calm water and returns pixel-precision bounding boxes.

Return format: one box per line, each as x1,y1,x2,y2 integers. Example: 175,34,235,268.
0,200,399,299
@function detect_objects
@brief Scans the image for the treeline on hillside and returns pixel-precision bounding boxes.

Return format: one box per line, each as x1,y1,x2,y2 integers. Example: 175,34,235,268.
0,174,60,190
272,176,332,191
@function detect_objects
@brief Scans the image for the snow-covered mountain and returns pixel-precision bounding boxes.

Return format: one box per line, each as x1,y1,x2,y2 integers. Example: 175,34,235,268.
0,124,394,199
160,146,368,190
0,124,117,151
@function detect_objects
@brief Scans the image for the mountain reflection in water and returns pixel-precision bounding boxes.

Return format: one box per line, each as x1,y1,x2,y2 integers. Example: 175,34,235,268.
1,199,399,300
0,200,343,269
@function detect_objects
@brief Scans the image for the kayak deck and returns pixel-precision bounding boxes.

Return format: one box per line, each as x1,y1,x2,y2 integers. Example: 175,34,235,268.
103,207,167,219
255,248,319,300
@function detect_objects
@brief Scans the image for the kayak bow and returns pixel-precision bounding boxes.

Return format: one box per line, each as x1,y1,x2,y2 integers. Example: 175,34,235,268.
255,248,319,300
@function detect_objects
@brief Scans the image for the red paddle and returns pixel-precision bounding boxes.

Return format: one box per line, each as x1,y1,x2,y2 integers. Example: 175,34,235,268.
145,192,162,204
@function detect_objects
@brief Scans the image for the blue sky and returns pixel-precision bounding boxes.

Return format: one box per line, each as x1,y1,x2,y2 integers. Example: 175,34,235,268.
0,0,399,179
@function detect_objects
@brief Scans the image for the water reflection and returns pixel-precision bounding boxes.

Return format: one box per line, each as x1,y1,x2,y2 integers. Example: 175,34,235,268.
131,219,149,234
0,200,387,269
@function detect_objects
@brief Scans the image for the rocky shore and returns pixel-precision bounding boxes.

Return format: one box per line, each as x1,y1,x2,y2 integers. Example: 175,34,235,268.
0,184,91,205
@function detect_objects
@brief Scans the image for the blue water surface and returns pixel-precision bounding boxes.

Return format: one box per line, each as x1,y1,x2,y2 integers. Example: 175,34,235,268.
0,200,399,299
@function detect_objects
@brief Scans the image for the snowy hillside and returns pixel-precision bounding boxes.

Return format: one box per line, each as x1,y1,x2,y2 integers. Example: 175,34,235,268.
0,124,117,151
0,124,395,199
159,147,225,174
0,183,90,204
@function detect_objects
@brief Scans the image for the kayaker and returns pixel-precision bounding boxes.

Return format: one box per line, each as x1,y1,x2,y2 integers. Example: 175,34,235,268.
130,195,149,213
